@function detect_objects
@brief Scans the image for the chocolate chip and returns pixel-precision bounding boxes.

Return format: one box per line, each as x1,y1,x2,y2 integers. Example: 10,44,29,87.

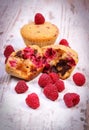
15,51,22,58
57,59,68,67
59,65,71,76
51,66,58,73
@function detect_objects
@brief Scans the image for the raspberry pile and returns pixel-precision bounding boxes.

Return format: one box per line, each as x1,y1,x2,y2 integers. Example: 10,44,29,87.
14,71,86,109
38,71,86,108
38,72,65,101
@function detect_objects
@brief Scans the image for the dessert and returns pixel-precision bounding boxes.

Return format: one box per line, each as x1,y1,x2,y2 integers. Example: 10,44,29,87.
42,45,78,79
20,13,59,47
5,45,43,81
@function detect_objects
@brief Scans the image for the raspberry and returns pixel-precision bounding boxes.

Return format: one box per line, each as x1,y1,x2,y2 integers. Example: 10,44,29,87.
15,80,28,94
63,93,80,108
49,72,59,83
34,13,45,24
42,64,51,73
55,79,65,92
38,73,53,88
73,72,86,86
5,57,8,64
25,93,40,109
59,39,69,47
4,45,15,58
43,83,58,101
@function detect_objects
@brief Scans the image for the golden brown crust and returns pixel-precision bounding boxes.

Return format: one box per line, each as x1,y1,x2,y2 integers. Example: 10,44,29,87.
20,22,59,47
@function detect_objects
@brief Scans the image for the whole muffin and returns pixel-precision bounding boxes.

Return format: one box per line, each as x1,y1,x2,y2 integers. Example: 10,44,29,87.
20,13,59,47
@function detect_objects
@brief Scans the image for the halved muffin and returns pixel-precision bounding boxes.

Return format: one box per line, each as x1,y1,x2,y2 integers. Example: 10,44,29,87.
5,45,43,81
42,45,78,79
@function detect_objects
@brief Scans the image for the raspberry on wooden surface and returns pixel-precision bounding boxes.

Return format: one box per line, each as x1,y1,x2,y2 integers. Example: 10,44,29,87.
63,93,80,108
25,93,40,109
15,80,28,94
73,72,86,86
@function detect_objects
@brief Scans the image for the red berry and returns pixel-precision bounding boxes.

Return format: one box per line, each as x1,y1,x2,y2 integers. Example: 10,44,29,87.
25,93,40,109
59,39,69,47
73,72,86,86
4,45,15,58
34,13,45,24
49,72,59,83
15,80,28,94
38,73,53,88
55,79,65,92
43,83,58,101
63,93,80,108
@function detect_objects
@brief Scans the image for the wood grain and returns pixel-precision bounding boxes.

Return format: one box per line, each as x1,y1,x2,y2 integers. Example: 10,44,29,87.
0,0,89,130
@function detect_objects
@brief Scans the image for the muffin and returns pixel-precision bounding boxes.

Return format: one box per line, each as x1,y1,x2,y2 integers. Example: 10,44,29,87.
20,13,59,47
5,45,43,81
42,45,78,79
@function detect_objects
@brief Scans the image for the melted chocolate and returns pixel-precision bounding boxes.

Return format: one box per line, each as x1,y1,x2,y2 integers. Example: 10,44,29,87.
58,64,71,76
15,51,22,58
57,59,71,76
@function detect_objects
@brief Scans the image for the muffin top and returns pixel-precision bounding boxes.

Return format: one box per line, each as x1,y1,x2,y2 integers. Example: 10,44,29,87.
20,22,59,41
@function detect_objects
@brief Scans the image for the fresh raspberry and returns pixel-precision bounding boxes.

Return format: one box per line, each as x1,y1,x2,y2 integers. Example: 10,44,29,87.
55,79,65,92
25,93,40,109
73,72,86,86
63,93,80,108
4,45,15,58
49,72,59,83
59,39,69,47
38,73,53,88
43,83,58,101
15,80,28,94
34,13,45,24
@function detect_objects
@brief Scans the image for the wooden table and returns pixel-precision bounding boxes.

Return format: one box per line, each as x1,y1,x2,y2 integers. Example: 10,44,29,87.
0,0,89,130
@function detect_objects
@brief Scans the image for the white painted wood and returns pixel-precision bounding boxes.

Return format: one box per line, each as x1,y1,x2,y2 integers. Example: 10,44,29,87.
0,0,89,130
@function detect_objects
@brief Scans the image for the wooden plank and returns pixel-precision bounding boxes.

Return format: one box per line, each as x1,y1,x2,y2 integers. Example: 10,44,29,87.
0,0,89,130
